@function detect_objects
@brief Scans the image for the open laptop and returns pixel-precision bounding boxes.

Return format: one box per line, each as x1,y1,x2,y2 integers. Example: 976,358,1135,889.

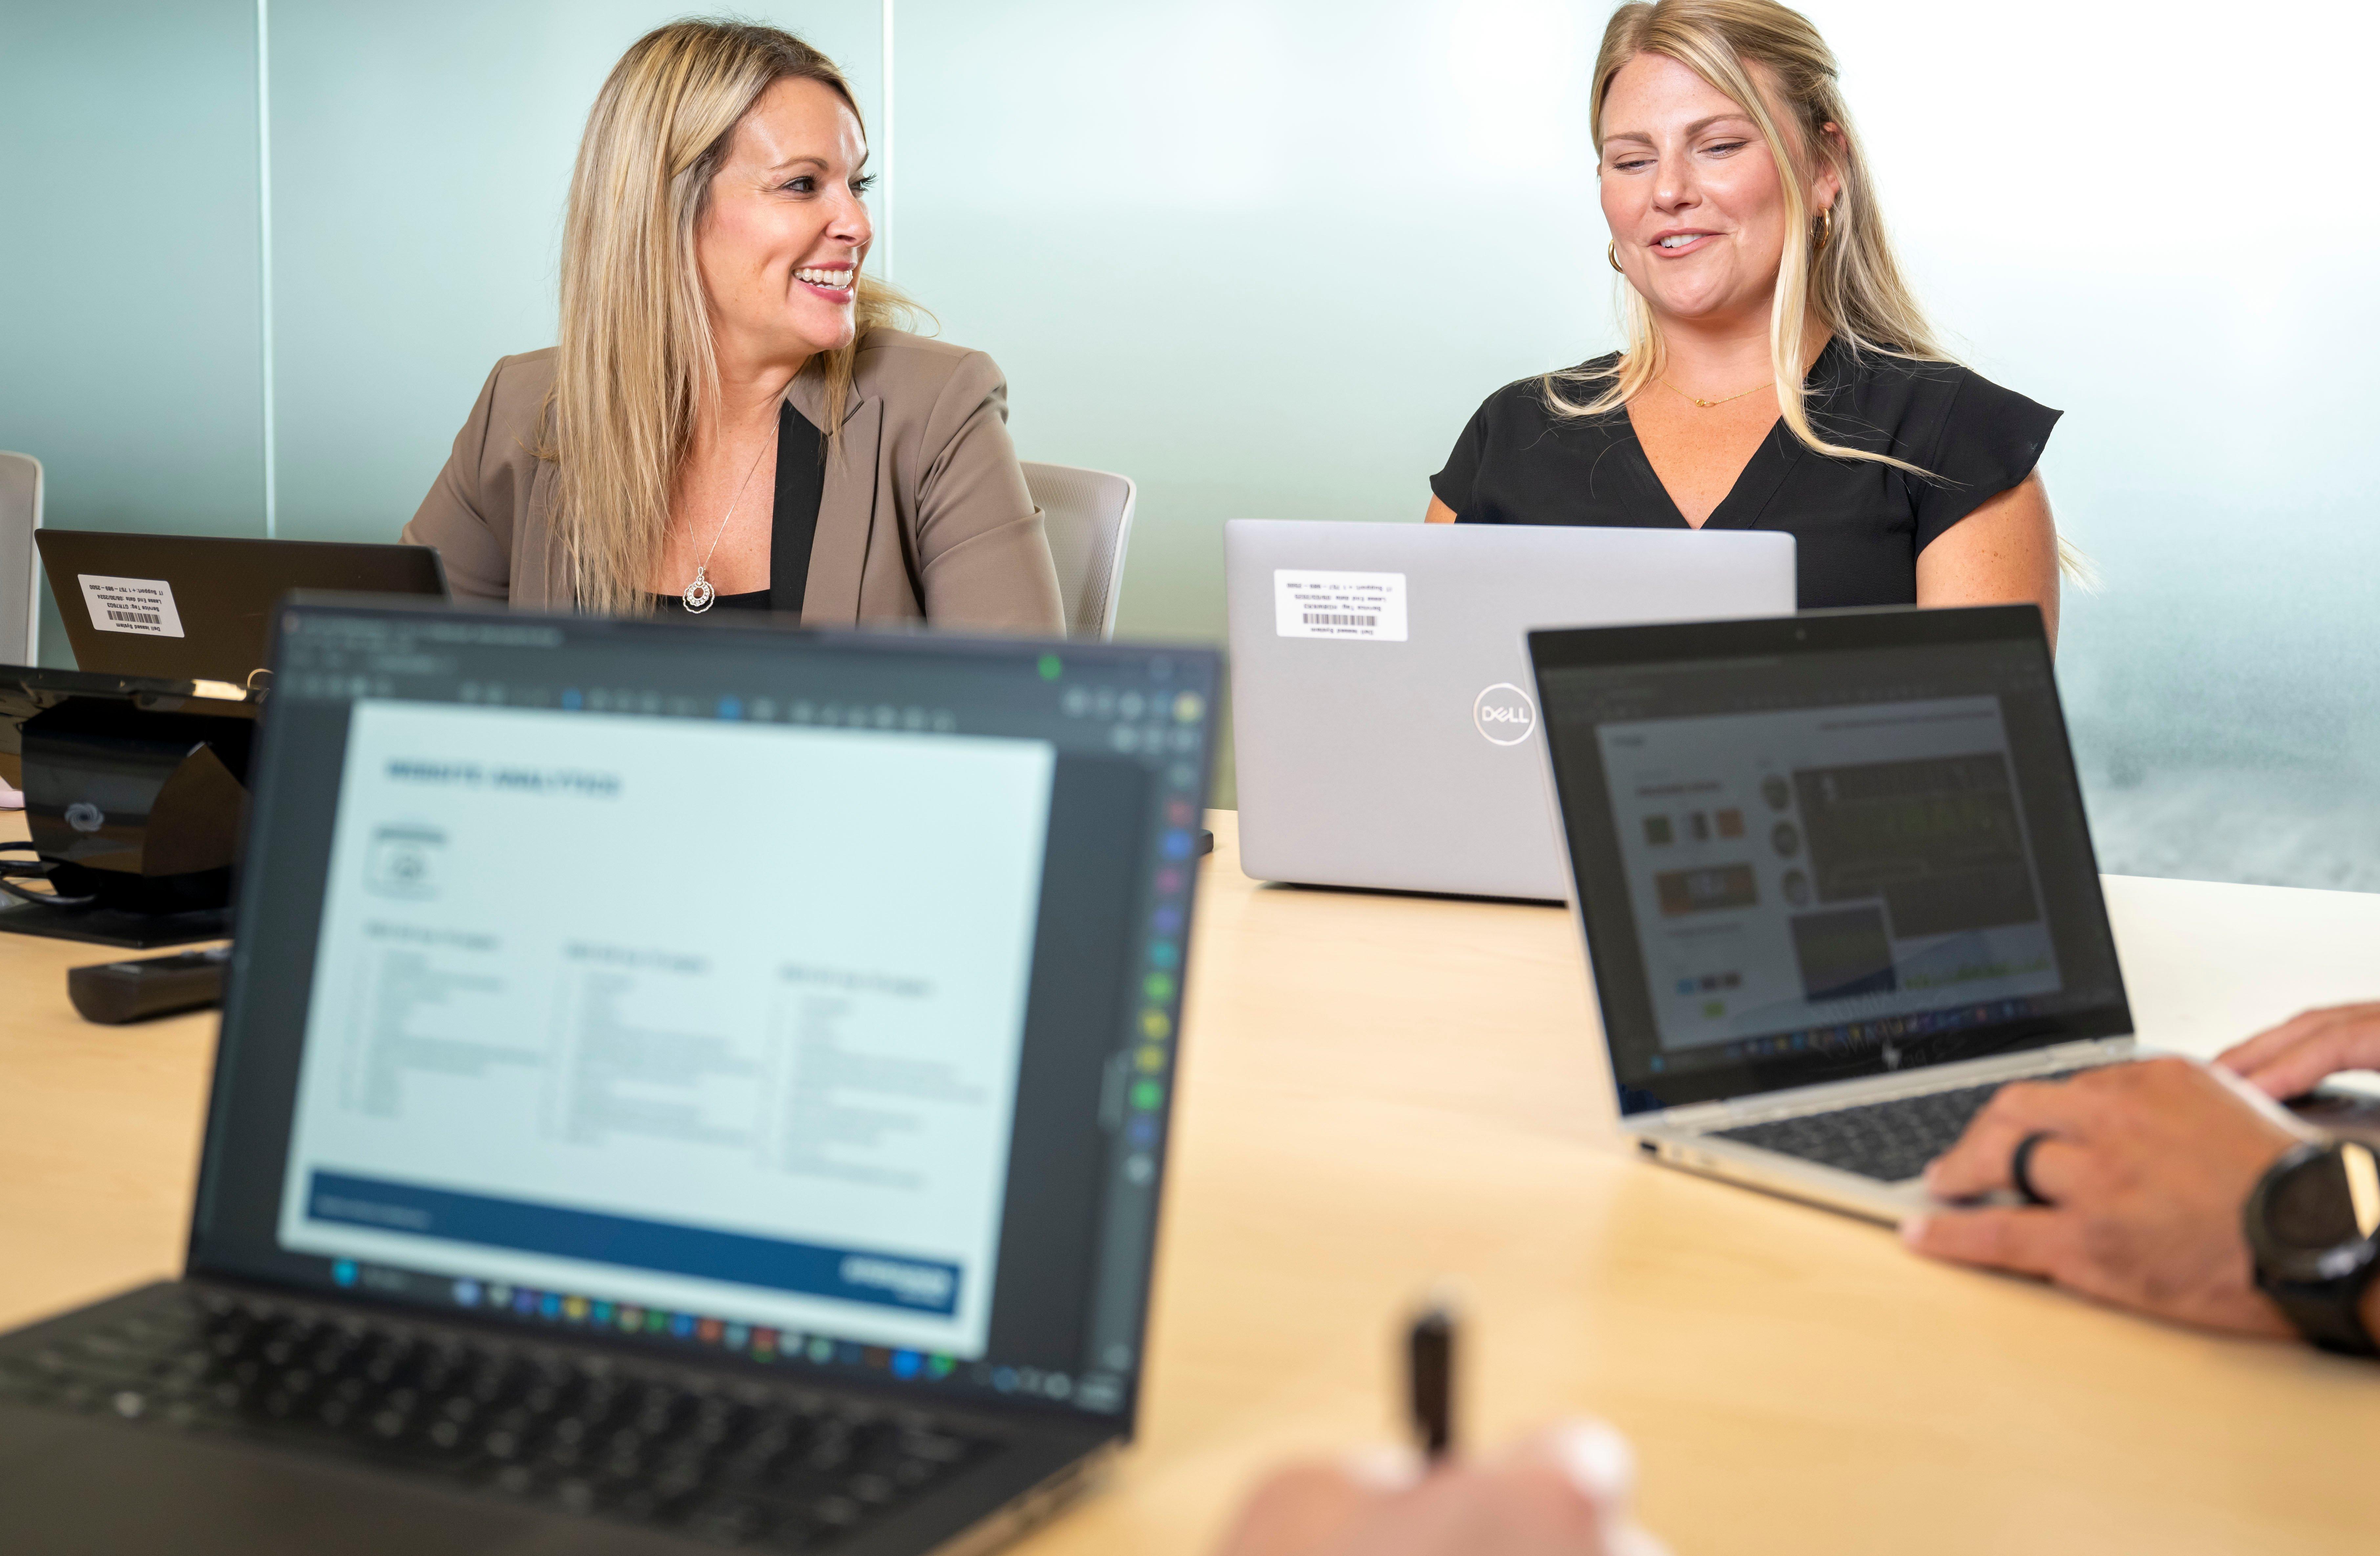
1528,604,2138,1222
0,599,1218,1554
1226,520,1795,900
37,531,446,686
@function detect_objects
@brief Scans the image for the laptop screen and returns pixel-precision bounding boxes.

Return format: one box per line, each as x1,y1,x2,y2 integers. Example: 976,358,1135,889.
192,602,1216,1425
1529,606,2131,1115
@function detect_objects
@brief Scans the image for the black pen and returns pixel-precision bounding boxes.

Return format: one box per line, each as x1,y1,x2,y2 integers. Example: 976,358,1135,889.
1406,1301,1456,1463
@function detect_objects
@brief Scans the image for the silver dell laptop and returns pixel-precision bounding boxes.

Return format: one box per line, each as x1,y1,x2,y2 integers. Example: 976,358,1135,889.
1226,520,1796,900
1527,604,2138,1221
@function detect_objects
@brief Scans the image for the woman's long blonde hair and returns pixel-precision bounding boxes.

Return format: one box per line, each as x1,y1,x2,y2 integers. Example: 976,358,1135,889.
548,19,912,614
1553,0,1938,471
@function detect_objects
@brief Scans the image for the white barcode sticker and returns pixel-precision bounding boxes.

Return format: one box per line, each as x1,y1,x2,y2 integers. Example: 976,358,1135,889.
78,574,186,638
1273,569,1408,642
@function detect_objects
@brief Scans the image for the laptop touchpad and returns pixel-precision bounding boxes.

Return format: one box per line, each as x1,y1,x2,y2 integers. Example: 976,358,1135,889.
0,1404,660,1555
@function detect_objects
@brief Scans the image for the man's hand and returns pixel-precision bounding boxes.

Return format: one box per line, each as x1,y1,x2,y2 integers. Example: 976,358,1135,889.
1213,1421,1665,1556
2216,1001,2380,1100
1902,1058,2304,1337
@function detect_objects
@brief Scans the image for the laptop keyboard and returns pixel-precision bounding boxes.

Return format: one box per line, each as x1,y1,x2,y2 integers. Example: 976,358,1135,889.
1711,1076,2077,1185
0,1287,998,1549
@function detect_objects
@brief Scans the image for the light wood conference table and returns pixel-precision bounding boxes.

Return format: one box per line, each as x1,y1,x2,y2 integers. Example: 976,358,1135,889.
4,808,2377,1554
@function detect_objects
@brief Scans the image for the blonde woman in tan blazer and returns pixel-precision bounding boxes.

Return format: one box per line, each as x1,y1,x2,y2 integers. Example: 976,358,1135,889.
403,21,1063,633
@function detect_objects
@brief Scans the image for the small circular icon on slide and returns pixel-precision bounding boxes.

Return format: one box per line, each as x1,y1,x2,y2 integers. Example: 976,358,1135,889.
1473,683,1537,746
64,801,105,834
1772,820,1802,858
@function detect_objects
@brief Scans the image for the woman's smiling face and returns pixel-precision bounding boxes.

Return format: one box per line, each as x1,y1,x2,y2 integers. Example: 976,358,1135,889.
1596,52,1835,328
695,75,875,366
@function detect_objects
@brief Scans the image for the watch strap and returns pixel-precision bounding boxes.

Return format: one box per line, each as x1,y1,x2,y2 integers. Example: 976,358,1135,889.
2259,1277,2380,1358
2247,1142,2380,1359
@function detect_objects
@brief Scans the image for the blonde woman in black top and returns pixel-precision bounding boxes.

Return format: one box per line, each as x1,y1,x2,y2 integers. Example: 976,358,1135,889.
1428,0,2068,640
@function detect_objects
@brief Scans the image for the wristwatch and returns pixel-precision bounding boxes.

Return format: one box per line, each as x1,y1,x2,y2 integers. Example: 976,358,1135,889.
2243,1139,2380,1357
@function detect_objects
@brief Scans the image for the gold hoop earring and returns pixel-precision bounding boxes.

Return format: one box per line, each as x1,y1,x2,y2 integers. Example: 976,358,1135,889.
1607,240,1625,274
1814,207,1836,252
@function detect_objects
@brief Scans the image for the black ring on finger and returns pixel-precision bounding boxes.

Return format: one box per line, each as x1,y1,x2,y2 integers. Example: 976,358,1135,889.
2009,1130,2055,1206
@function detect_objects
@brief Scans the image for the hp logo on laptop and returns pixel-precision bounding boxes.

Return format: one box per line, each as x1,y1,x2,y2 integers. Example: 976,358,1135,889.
1472,683,1536,746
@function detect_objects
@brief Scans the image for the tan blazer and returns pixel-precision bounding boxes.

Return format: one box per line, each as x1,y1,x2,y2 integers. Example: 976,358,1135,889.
401,329,1066,633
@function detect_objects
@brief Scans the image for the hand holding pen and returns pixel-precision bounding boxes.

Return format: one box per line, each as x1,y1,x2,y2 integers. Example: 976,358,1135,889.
1208,1300,1670,1556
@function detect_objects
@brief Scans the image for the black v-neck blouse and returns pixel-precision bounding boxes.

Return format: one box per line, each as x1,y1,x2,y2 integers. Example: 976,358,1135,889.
1429,339,2061,609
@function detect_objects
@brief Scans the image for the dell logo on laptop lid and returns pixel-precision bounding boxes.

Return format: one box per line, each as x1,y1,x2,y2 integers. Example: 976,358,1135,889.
1473,683,1536,746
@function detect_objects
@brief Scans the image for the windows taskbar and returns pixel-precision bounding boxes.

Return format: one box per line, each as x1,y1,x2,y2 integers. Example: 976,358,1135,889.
305,1256,1120,1414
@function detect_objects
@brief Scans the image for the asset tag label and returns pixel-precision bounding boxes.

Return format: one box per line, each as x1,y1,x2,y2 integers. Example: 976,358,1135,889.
78,574,186,638
1273,569,1408,642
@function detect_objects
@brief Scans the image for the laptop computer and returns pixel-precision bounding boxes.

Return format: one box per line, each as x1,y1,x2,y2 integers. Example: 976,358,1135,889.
0,598,1218,1554
1226,519,1795,900
1527,604,2138,1222
36,531,447,687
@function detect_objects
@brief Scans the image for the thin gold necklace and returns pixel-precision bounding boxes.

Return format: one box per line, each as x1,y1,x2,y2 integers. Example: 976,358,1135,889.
1659,377,1771,410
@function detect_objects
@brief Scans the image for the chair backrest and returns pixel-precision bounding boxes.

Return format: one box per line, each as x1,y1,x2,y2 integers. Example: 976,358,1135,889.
1021,461,1135,640
0,452,41,665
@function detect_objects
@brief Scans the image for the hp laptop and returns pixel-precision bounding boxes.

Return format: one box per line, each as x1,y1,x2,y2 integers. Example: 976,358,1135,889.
1227,519,1795,900
0,599,1218,1554
1529,604,2137,1222
37,531,446,687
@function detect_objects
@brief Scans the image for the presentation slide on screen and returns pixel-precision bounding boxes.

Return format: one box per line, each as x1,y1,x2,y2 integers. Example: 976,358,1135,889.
1596,695,2062,1052
276,700,1055,1357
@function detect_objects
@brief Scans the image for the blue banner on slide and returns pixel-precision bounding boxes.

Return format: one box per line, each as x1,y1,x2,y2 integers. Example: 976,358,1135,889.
306,1171,961,1315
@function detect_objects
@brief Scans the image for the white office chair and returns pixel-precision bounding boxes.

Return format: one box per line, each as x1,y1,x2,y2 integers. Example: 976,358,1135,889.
1022,461,1135,639
0,451,39,667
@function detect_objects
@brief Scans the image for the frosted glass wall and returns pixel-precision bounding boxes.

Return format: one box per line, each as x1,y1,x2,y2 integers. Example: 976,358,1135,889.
890,0,1607,636
892,0,2380,887
0,0,269,663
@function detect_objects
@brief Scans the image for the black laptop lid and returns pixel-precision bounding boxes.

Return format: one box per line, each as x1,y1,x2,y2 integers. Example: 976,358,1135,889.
34,532,446,685
1528,605,2131,1116
192,601,1216,1432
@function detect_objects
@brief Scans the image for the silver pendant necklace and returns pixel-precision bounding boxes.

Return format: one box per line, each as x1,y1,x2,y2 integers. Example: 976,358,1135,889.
681,420,776,613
